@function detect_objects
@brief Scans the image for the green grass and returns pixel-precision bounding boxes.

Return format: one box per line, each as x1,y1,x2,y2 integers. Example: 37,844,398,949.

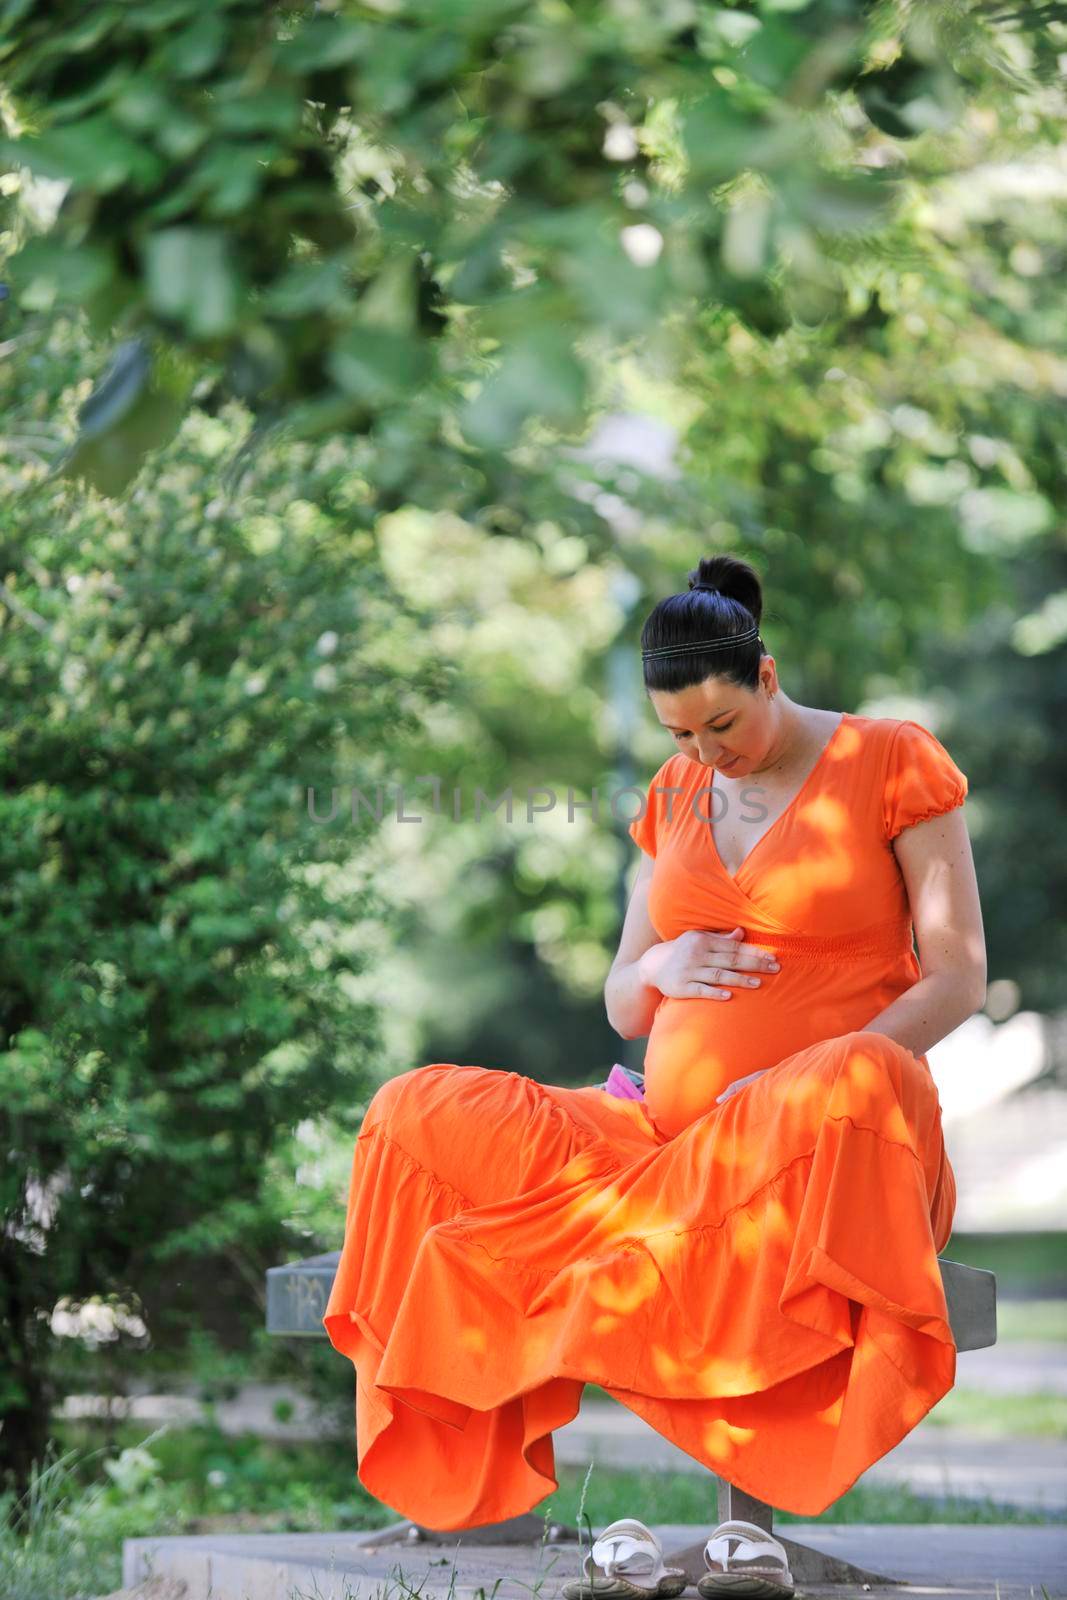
578,1380,1067,1440
924,1388,1067,1437
995,1299,1067,1343
542,1462,1061,1528
946,1234,1067,1300
51,1414,390,1533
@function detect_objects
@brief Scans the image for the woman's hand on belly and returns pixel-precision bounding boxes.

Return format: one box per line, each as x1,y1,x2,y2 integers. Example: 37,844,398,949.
715,1067,770,1104
639,926,779,1002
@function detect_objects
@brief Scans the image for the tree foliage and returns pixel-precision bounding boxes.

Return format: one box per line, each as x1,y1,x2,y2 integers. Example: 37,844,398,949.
0,310,447,1494
2,0,1057,493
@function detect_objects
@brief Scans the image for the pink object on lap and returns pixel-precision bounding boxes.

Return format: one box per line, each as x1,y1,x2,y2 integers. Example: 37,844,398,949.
604,1063,645,1100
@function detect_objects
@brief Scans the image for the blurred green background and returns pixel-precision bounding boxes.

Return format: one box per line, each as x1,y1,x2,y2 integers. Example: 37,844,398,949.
1,2,1065,1594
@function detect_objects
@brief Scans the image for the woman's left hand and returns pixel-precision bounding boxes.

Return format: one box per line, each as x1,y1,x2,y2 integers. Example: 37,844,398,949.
716,1068,770,1104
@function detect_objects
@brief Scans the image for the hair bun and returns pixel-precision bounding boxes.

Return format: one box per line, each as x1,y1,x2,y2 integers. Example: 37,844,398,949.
685,556,763,627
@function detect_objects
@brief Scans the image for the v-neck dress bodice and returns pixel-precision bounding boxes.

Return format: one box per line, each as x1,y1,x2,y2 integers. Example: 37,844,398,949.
628,713,969,1138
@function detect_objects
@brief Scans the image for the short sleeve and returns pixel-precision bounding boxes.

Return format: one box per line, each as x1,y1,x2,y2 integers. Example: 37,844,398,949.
628,800,657,857
883,719,968,843
627,757,682,858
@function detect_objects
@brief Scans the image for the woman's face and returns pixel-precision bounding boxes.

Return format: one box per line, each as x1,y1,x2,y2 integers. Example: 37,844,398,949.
648,667,773,776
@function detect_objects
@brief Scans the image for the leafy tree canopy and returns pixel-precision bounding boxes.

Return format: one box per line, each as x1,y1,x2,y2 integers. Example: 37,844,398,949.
2,0,1061,493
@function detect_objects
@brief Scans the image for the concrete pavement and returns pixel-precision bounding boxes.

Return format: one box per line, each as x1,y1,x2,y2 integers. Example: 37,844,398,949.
119,1523,1067,1600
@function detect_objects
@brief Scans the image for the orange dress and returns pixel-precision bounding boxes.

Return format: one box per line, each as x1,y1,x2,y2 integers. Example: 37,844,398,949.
324,714,968,1530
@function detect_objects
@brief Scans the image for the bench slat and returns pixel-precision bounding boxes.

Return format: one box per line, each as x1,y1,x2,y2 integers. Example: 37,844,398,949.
266,1252,997,1350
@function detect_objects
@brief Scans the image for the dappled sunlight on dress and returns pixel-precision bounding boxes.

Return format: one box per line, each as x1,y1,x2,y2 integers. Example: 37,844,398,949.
633,714,964,1138
323,713,969,1532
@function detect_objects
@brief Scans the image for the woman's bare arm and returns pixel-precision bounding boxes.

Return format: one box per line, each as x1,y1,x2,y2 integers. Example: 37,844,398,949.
863,807,987,1056
604,853,667,1040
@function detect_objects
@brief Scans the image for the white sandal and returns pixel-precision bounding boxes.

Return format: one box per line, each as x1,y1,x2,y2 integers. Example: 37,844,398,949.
562,1518,690,1600
696,1520,795,1598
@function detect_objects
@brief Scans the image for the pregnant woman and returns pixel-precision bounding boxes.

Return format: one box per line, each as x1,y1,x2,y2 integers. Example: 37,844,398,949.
324,554,986,1593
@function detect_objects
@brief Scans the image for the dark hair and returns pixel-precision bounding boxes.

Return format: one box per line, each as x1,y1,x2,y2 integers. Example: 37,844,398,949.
639,555,766,695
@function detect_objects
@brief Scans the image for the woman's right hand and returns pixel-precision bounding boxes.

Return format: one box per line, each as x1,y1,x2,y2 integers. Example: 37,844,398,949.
637,926,779,1001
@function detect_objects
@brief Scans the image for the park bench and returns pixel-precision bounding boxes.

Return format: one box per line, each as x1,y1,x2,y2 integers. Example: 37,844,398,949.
266,1248,997,1588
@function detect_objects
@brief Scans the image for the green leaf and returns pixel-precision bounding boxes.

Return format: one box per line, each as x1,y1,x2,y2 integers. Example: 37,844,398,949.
213,88,303,136
679,94,768,183
562,233,667,337
165,11,227,79
326,327,432,406
110,80,208,159
519,207,667,337
856,57,943,140
145,144,274,223
356,258,419,334
363,33,430,115
12,238,113,311
447,227,508,304
126,0,204,27
45,62,131,122
261,257,352,319
458,330,587,450
4,115,164,191
59,337,197,495
276,391,371,440
75,339,151,439
421,0,527,31
280,18,371,72
111,80,176,132
784,172,897,233
22,8,119,58
737,17,814,92
721,195,773,279
143,228,241,338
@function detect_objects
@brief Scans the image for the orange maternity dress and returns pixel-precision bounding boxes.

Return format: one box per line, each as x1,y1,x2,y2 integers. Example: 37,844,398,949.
323,713,969,1530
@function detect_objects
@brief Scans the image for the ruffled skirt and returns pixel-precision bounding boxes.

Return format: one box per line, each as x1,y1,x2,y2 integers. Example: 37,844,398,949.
323,1029,956,1529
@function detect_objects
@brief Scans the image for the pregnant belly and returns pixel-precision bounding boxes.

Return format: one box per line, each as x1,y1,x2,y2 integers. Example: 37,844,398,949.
642,976,886,1139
